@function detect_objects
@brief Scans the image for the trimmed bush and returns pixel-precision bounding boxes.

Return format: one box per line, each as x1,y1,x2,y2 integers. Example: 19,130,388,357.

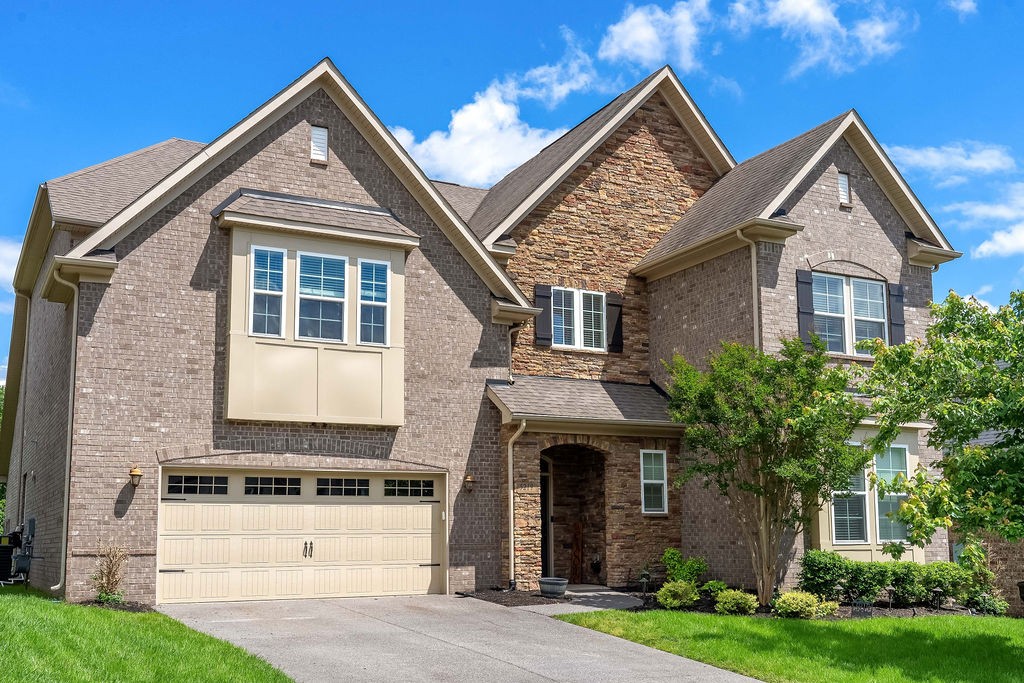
701,580,728,597
662,548,708,583
844,561,891,602
657,580,700,609
921,562,972,602
773,591,820,619
798,550,849,601
968,592,1009,616
816,600,840,617
889,561,928,607
715,589,758,615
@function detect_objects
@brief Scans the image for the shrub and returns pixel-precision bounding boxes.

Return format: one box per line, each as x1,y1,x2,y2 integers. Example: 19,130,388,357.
844,561,891,603
656,580,700,609
91,544,128,604
662,548,708,583
968,592,1009,616
889,562,928,607
816,600,840,617
962,567,1006,613
715,589,758,615
798,550,849,601
773,591,820,619
701,580,728,597
921,562,972,603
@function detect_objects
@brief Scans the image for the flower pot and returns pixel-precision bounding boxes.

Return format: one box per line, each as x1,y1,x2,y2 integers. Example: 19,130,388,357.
539,577,568,598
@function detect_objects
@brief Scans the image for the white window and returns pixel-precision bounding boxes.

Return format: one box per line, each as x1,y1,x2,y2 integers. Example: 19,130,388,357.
812,273,887,355
250,246,286,337
838,172,851,204
551,287,606,351
831,469,869,544
640,450,667,514
311,126,329,162
297,253,346,342
875,446,909,542
358,259,389,345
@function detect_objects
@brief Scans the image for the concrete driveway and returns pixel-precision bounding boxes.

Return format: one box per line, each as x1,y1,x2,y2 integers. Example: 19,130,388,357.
161,595,752,682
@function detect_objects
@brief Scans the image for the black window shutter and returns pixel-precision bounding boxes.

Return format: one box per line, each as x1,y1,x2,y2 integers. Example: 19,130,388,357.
534,284,552,347
606,292,623,353
796,269,815,349
888,283,906,345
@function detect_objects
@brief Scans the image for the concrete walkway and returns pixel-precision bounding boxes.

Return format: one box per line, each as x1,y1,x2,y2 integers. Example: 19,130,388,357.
161,595,753,683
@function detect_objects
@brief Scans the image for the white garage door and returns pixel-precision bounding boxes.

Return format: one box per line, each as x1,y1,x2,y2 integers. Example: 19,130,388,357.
157,470,446,604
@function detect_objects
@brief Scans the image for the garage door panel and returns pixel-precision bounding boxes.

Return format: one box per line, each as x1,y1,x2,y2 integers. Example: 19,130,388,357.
158,471,446,604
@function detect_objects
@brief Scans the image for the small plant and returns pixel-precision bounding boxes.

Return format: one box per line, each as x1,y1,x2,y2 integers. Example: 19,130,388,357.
715,589,758,615
798,550,849,601
773,590,821,619
91,544,128,604
661,549,708,583
701,580,728,597
967,592,1009,616
816,600,840,618
656,580,700,609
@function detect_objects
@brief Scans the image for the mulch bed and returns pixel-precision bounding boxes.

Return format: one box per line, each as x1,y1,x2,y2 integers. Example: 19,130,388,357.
458,589,571,607
79,600,154,613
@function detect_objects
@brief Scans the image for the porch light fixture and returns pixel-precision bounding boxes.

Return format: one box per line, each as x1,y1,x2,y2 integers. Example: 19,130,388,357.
463,474,475,493
129,465,143,488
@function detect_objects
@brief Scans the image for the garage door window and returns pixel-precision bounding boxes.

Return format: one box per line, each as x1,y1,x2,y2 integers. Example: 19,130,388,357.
316,478,370,496
384,479,434,497
244,476,301,496
167,474,228,495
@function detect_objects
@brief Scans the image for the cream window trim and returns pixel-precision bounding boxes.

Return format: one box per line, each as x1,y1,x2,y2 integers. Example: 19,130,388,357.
294,251,348,345
838,171,852,204
813,272,888,356
249,245,287,339
357,258,391,348
551,287,606,352
640,449,668,514
875,444,910,543
311,125,329,162
831,441,870,545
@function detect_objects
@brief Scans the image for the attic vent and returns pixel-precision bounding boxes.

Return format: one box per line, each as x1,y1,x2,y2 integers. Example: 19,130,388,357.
311,126,329,162
838,171,851,204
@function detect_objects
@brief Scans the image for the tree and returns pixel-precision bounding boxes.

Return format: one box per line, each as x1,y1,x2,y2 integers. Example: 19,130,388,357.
666,338,869,605
862,291,1024,564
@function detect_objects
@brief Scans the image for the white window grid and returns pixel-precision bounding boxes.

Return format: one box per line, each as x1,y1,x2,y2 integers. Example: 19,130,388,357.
551,287,606,351
249,245,287,339
640,450,668,514
357,258,390,347
812,273,887,355
295,251,347,344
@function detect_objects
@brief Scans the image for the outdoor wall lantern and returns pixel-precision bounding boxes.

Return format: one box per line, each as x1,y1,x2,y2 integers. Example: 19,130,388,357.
129,465,143,488
463,474,475,493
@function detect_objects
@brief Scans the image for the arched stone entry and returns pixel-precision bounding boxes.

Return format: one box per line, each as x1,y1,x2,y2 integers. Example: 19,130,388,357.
541,443,606,584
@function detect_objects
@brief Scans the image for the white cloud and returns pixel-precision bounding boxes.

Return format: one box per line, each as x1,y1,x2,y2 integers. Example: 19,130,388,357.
598,1,712,73
886,141,1015,176
935,175,968,189
945,182,1024,224
946,0,978,21
514,28,601,108
710,75,744,99
0,238,21,294
968,284,997,311
973,222,1024,258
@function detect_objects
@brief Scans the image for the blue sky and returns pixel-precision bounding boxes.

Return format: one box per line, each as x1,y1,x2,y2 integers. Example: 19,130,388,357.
1,1,1021,378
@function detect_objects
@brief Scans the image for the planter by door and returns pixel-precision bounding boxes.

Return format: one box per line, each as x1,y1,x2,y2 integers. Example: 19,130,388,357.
539,577,568,598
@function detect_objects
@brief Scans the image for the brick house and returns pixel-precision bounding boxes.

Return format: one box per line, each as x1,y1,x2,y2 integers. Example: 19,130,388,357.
0,58,962,605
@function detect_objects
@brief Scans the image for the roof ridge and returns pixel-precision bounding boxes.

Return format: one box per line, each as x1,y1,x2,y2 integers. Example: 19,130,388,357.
46,137,205,185
730,110,850,169
430,179,487,191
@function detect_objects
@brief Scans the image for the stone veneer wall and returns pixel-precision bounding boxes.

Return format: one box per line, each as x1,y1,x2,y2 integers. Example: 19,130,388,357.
62,88,509,603
506,93,716,385
502,429,681,590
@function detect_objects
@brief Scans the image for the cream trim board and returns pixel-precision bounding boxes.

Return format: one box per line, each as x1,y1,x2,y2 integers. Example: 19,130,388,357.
640,449,668,515
357,258,391,348
219,212,420,249
249,245,287,339
294,251,348,345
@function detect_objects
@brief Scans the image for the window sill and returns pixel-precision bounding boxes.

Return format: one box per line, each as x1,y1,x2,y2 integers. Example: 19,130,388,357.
641,511,669,517
839,202,854,210
826,352,875,365
551,345,609,355
309,159,329,168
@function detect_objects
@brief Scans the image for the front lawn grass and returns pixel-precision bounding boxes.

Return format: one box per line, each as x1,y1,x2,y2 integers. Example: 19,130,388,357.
0,586,289,682
558,610,1024,683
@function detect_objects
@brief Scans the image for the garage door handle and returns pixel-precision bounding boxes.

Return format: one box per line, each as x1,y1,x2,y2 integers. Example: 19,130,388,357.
309,541,313,558
302,542,308,558
419,563,440,567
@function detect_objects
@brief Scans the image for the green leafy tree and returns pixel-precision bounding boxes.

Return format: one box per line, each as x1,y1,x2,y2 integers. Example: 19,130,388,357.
862,291,1024,563
666,338,869,605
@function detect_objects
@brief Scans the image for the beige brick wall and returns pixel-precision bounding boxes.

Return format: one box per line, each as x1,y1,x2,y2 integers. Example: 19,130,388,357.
507,93,716,384
62,88,509,603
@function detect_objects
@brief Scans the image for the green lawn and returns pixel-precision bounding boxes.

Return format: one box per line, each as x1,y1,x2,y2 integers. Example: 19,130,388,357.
558,610,1024,683
0,586,289,682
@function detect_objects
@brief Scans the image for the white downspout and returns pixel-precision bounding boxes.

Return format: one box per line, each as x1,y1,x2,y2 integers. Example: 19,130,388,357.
14,291,31,529
507,323,526,384
50,267,79,593
736,229,761,350
507,418,527,588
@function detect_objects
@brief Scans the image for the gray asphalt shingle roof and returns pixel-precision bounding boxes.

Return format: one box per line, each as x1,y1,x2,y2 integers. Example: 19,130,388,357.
468,70,663,241
212,189,418,239
486,376,674,424
430,180,489,223
637,111,850,269
46,138,205,226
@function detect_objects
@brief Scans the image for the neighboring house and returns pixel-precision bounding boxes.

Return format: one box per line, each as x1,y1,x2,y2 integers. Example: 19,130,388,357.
0,58,961,605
